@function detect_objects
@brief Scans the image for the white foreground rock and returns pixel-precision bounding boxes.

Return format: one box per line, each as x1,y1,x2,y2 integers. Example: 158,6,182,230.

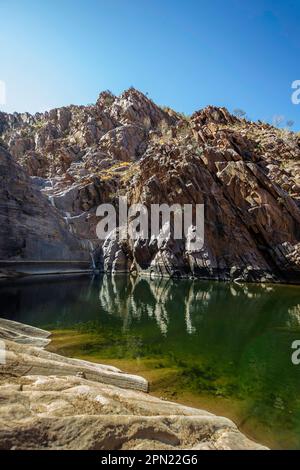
0,319,267,450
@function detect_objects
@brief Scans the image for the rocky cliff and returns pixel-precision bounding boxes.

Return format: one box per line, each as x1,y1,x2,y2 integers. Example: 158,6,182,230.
0,147,89,264
0,88,300,283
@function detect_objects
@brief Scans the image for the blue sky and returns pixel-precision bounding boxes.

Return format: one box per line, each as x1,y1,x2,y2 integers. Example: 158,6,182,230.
0,0,300,128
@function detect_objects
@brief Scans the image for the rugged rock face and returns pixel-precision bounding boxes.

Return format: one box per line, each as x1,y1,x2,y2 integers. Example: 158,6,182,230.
104,105,300,283
124,113,300,282
0,88,174,178
0,146,89,262
0,89,300,283
0,319,267,450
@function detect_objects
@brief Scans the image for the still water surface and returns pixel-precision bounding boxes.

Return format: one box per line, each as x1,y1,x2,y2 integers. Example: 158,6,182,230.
1,274,300,449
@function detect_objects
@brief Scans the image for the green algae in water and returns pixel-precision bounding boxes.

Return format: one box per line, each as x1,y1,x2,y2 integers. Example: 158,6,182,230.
1,274,300,449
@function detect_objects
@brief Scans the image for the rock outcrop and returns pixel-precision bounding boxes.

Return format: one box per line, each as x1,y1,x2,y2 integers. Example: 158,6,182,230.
1,89,300,283
0,319,267,450
123,122,300,283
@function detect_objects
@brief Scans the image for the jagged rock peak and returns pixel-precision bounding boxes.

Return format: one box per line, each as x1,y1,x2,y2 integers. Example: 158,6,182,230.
96,90,116,109
109,87,177,127
192,105,237,126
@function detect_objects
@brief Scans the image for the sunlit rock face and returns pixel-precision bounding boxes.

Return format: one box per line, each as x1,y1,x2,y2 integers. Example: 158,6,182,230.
1,89,300,282
124,125,300,282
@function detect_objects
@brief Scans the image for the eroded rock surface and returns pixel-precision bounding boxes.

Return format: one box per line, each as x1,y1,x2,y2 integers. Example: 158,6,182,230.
0,147,89,262
1,90,300,283
0,319,267,450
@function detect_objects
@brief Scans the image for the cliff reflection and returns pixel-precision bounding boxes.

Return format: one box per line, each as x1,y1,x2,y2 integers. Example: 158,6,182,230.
98,275,300,340
1,275,299,342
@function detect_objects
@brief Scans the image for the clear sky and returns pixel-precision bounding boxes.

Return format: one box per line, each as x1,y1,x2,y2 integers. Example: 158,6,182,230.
0,0,300,128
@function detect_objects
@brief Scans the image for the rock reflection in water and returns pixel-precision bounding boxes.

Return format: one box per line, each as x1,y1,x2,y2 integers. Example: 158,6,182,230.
0,275,300,340
97,275,300,340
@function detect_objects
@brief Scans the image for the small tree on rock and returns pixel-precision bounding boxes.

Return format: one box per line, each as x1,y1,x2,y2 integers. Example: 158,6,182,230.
286,120,295,129
273,115,285,128
233,108,246,119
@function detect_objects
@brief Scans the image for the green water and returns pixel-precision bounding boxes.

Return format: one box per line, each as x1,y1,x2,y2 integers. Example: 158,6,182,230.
1,274,300,449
